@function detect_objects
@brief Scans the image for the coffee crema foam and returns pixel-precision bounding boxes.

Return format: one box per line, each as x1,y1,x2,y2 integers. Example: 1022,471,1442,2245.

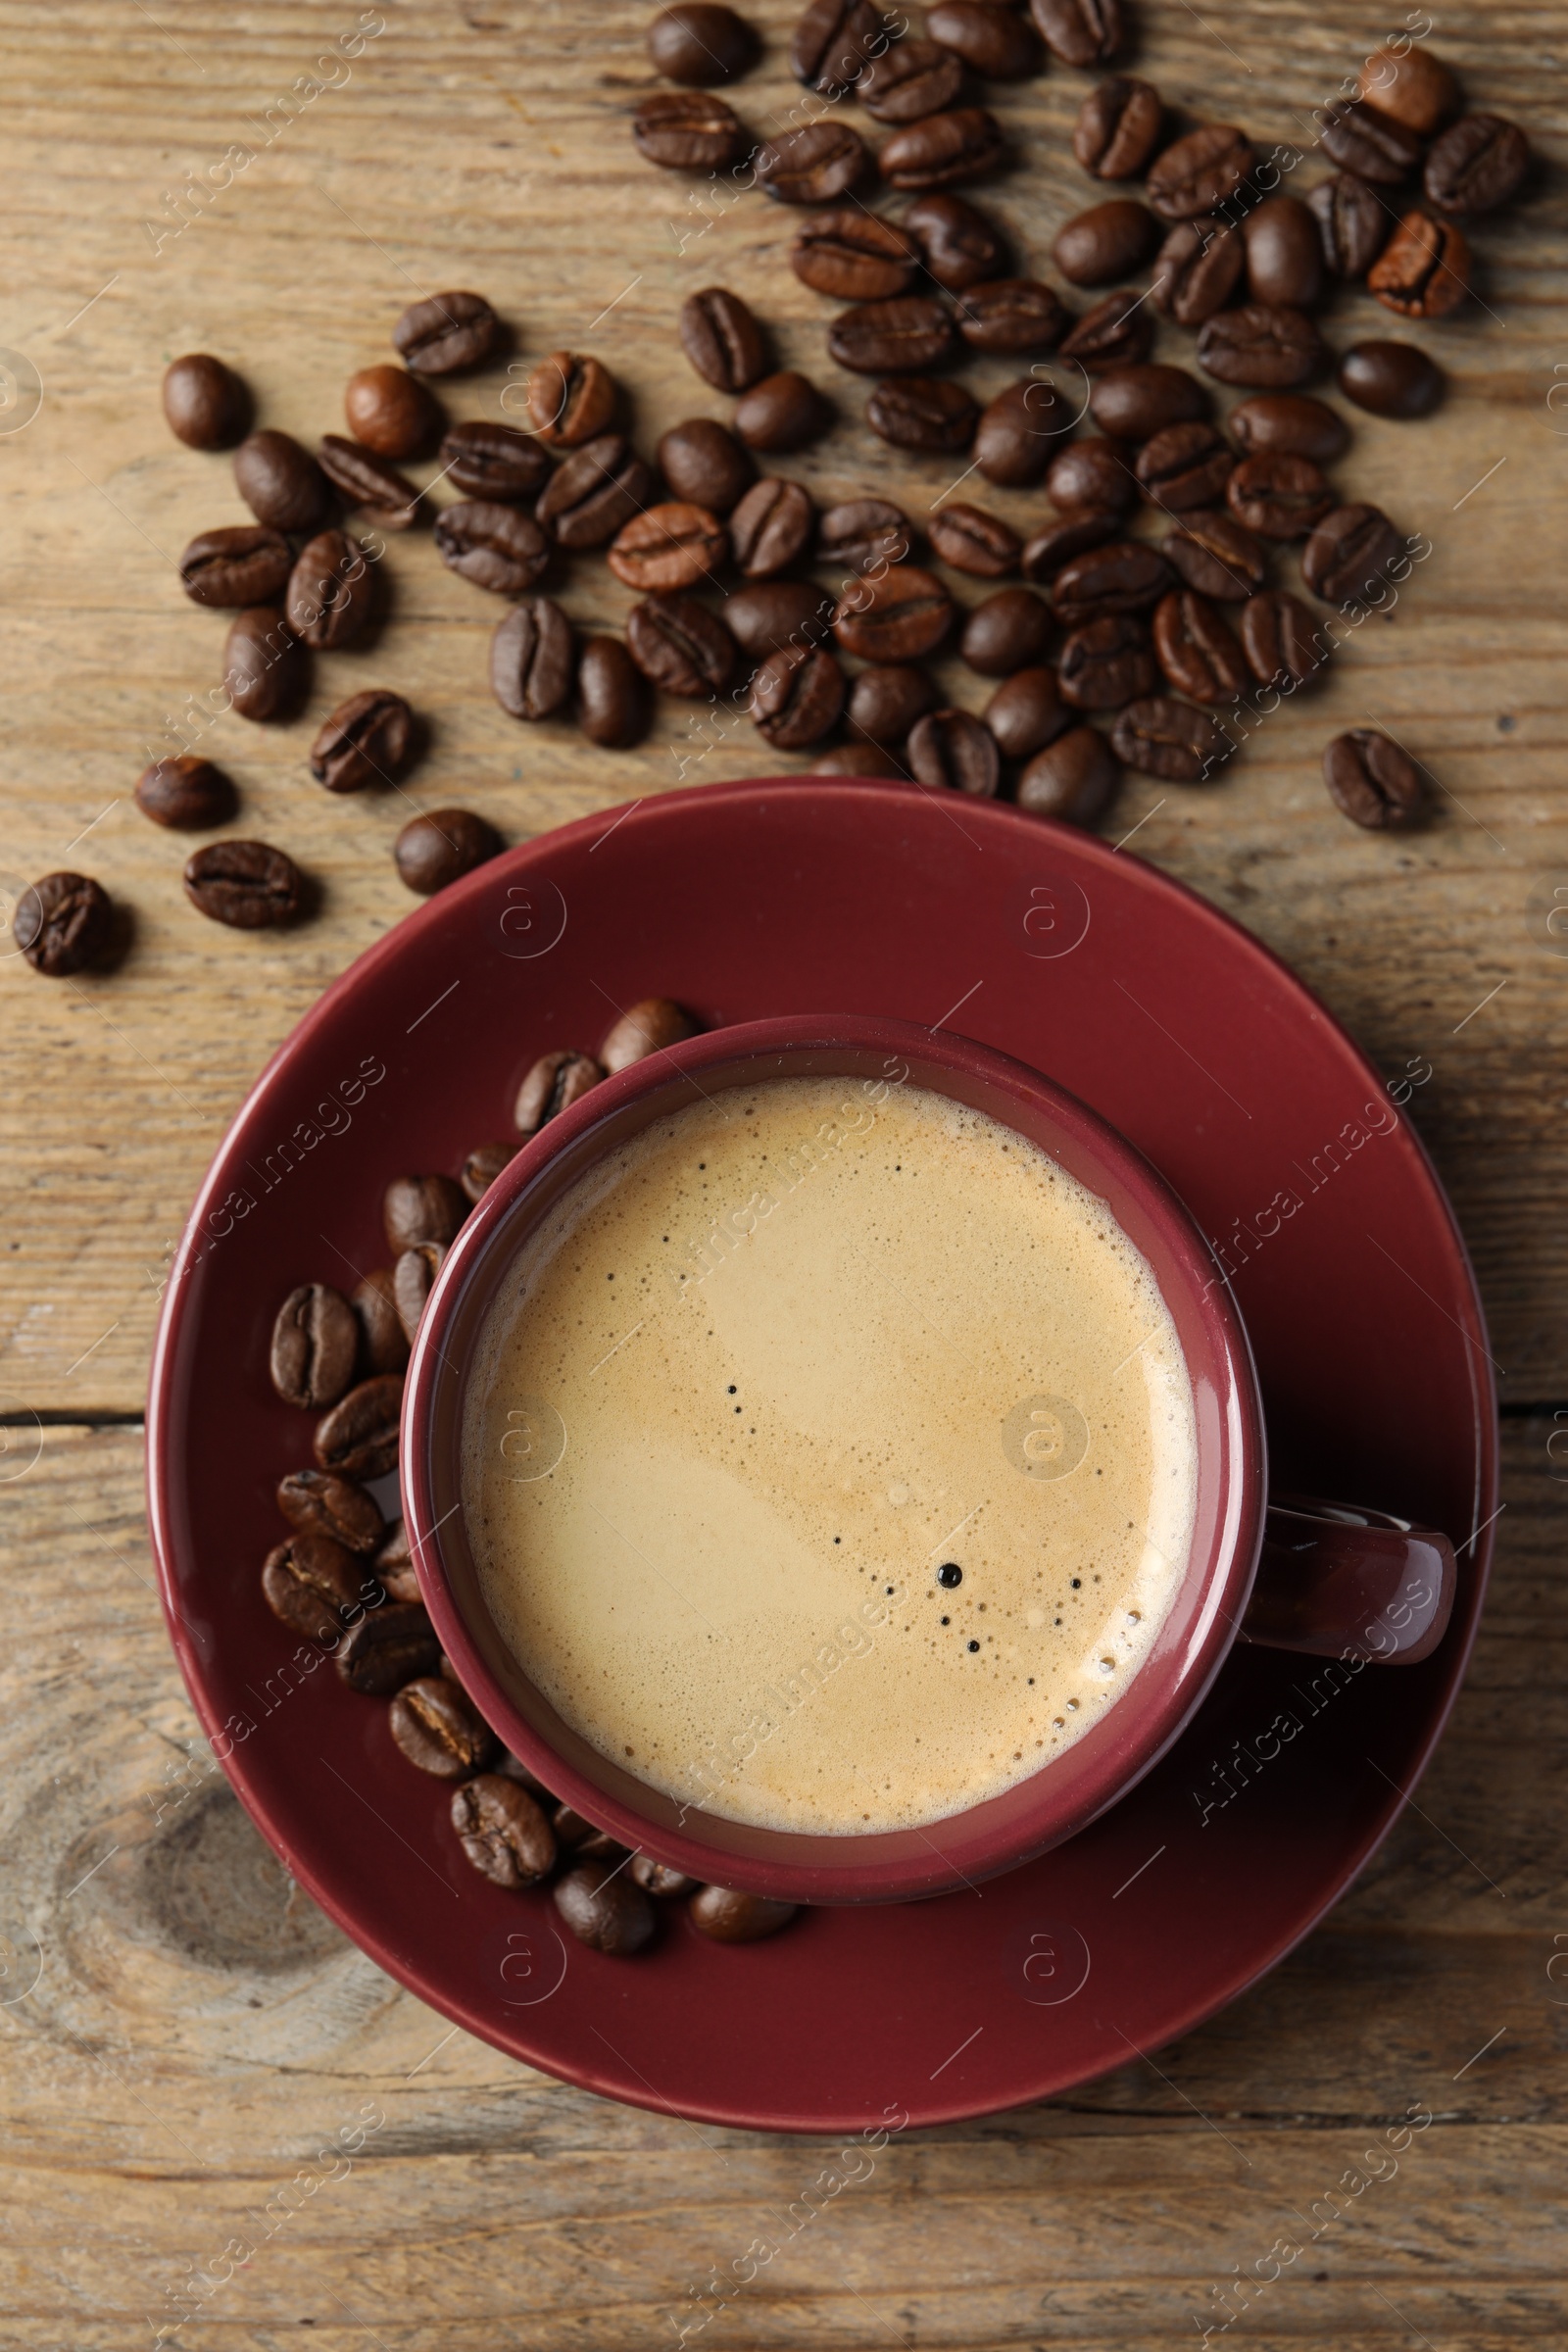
462,1075,1197,1836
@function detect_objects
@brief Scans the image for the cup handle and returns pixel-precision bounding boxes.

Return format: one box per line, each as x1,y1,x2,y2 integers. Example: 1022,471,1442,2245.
1238,1498,1458,1666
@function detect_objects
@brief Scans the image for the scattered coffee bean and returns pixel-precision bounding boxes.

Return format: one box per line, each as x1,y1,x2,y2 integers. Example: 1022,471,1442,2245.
434,501,550,595
1016,723,1119,823
1135,420,1234,513
224,607,306,722
1030,0,1122,67
833,564,954,661
679,286,767,392
867,375,978,454
1425,113,1528,215
1301,502,1404,605
438,420,551,502
393,1242,447,1344
353,1268,410,1377
601,999,698,1072
984,666,1071,760
975,376,1066,486
183,837,303,925
278,1467,385,1557
907,708,1001,795
180,524,292,610
733,370,829,451
1338,339,1443,418
514,1050,604,1136
315,1372,406,1482
848,662,935,745
729,477,815,578
1307,172,1390,276
633,88,747,172
1058,614,1154,709
859,37,964,122
751,642,847,749
1053,198,1157,286
960,586,1053,674
318,434,421,527
929,0,1041,77
818,498,912,575
1151,217,1246,324
579,636,649,748
1323,727,1424,828
451,1774,558,1886
1358,42,1457,135
1239,589,1327,689
791,0,891,97
1058,287,1152,370
1227,392,1347,463
1111,696,1231,781
490,600,575,722
393,289,499,374
829,294,955,374
308,689,414,796
756,120,869,204
690,1885,800,1941
880,106,1005,190
460,1141,517,1202
345,364,442,460
813,741,906,775
725,580,835,654
14,871,112,976
1074,77,1162,177
1053,540,1176,624
609,502,727,591
393,808,501,895
535,434,653,549
384,1173,467,1253
1152,589,1248,703
1162,510,1267,600
336,1598,441,1693
1367,209,1471,318
270,1283,358,1409
630,1855,701,1896
262,1533,372,1645
1226,453,1331,539
390,1675,497,1778
134,755,234,830
1090,363,1206,439
1197,304,1325,388
649,2,756,83
1047,439,1133,514
528,352,615,447
929,502,1020,576
791,210,921,301
956,277,1068,356
628,594,738,696
1319,97,1422,184
286,528,369,650
658,416,755,513
232,429,328,534
1147,123,1255,220
1243,196,1323,310
163,352,248,449
1021,512,1122,577
556,1863,657,1954
903,191,1008,290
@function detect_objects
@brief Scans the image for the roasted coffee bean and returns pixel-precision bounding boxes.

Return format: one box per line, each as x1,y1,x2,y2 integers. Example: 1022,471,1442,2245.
791,210,921,300
609,501,726,591
344,365,442,460
751,642,846,749
1016,723,1119,823
867,375,977,454
1134,421,1235,514
1074,77,1162,177
1197,305,1325,389
514,1050,604,1136
1320,98,1421,184
657,416,755,514
233,429,328,533
1111,696,1231,781
223,608,306,723
829,295,954,375
315,1373,406,1482
756,120,869,204
460,1141,517,1203
907,708,1001,795
580,635,649,743
14,872,111,976
1339,339,1443,418
956,278,1068,357
1053,541,1174,624
393,808,501,894
1228,393,1348,463
929,502,1020,577
134,755,234,830
394,289,498,375
961,586,1053,675
1359,42,1457,135
975,377,1066,487
1301,502,1404,605
1054,199,1157,287
1152,589,1248,703
180,524,292,610
633,89,747,172
929,1,1041,77
813,741,906,775
553,1808,623,1859
285,529,369,651
262,1533,371,1645
1239,589,1326,688
384,1174,467,1254
1058,287,1152,371
833,564,954,661
880,107,1005,190
627,594,737,696
318,434,421,527
729,477,814,578
1226,452,1331,539
278,1467,385,1557
725,579,835,654
162,352,247,449
848,662,935,745
791,0,891,96
336,1600,441,1695
393,1242,447,1344
818,498,912,575
390,1676,497,1778
630,1854,700,1897
904,192,1007,291
649,2,756,82
320,677,413,803
679,287,767,392
1151,217,1246,324
437,420,551,503
1090,364,1205,440
1148,123,1254,220
270,1283,358,1409
535,434,653,549
1047,439,1133,514
1243,196,1323,310
1425,113,1528,215
1029,0,1122,67
183,838,302,925
1020,511,1122,578
1323,728,1423,828
734,371,829,452
1307,172,1389,276
527,352,615,447
984,666,1071,760
490,600,575,722
353,1268,409,1377
1367,209,1471,318
434,502,550,596
860,36,964,121
452,1774,557,1887
1162,510,1267,600
601,1000,698,1073
1058,614,1154,709
556,1863,657,1954
686,1883,800,1941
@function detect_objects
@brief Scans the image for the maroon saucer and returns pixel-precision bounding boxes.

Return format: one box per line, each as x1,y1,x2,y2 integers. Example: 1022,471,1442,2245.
147,779,1496,2133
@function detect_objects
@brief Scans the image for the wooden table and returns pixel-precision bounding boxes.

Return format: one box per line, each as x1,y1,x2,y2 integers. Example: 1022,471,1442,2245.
2,2,1563,2341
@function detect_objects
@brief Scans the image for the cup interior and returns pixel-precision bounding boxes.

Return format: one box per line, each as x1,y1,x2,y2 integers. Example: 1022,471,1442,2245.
403,1017,1265,1904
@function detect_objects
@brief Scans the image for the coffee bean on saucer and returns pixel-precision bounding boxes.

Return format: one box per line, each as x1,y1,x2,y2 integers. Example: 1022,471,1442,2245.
960,586,1053,674
452,1775,557,1886
903,192,1007,290
514,1050,604,1136
679,286,766,391
552,1802,613,1853
628,595,738,697
393,1242,447,1344
1074,77,1162,177
790,0,889,96
1367,210,1471,318
929,1,1041,75
1323,728,1424,828
1358,42,1457,134
527,352,615,447
577,637,648,747
846,665,931,750
833,564,953,662
437,420,551,503
818,499,912,576
630,1854,701,1896
1239,589,1326,688
374,1515,420,1603
1059,288,1152,371
1090,364,1206,440
262,1533,372,1645
286,529,369,651
1053,541,1174,625
352,1268,410,1377
184,839,303,926
756,120,869,204
393,808,501,895
729,478,814,579
858,36,963,122
1048,441,1133,516
928,504,1020,577
609,503,727,591
955,278,1069,356
345,365,442,459
689,1885,799,1942
223,609,306,725
14,872,112,976
975,378,1064,487
336,1599,441,1694
1226,454,1331,539
317,674,410,795
535,435,652,550
434,502,550,596
1016,724,1119,823
1301,503,1403,606
1152,590,1248,703
1162,511,1267,601
232,429,328,534
1228,393,1347,464
1150,219,1246,324
491,600,575,722
1338,340,1443,418
1425,114,1529,215
1111,695,1232,781
270,1283,358,1409
812,742,907,776
163,353,247,448
633,89,748,172
384,1174,467,1254
879,107,1005,190
828,295,955,375
314,1375,405,1482
649,2,755,82
318,435,421,528
1021,513,1122,580
1058,614,1154,710
985,666,1071,760
601,999,699,1073
460,1141,517,1202
392,289,499,374
751,643,846,750
1053,198,1157,286
556,1864,657,1954
658,416,755,514
390,1676,497,1778
179,525,292,609
1135,420,1234,514
790,210,922,300
135,755,234,830
277,1467,385,1557
734,371,829,453
1307,172,1390,276
1242,196,1323,310
1320,98,1422,184
907,709,1000,797
1147,123,1255,220
1197,305,1325,389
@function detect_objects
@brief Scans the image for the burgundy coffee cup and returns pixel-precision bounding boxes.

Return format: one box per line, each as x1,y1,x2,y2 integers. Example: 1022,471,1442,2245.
402,1015,1456,1904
